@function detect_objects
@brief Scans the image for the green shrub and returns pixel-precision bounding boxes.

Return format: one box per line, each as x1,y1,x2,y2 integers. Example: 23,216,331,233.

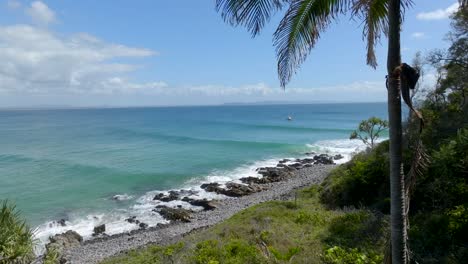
321,246,383,264
0,200,35,264
320,141,390,212
192,239,264,264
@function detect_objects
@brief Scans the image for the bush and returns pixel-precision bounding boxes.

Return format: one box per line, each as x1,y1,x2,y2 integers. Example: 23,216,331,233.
320,141,390,212
0,200,35,264
322,246,383,264
192,239,265,264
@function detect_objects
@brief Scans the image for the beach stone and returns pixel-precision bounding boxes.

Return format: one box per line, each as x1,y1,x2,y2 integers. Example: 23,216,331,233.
156,206,192,223
153,190,179,202
45,230,83,263
200,182,221,192
125,216,138,224
334,154,344,160
58,219,67,227
239,176,262,184
313,154,334,165
182,197,218,210
93,224,106,236
216,182,261,197
139,222,148,229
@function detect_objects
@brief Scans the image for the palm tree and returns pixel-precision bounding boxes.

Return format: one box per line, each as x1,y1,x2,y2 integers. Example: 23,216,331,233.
216,0,412,263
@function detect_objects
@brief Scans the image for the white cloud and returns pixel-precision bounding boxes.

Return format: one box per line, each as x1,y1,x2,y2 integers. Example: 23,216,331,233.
411,32,425,39
163,81,386,102
0,25,159,95
7,0,21,9
26,1,56,25
416,2,459,20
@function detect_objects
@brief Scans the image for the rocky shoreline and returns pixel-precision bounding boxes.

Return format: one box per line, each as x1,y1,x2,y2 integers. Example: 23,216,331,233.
39,154,340,264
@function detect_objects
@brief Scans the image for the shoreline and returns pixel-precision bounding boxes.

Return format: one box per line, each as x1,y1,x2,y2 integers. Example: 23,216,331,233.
54,162,336,264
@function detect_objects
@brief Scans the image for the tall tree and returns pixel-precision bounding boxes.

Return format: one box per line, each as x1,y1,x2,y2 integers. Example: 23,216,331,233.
386,1,406,262
216,0,468,263
216,0,418,263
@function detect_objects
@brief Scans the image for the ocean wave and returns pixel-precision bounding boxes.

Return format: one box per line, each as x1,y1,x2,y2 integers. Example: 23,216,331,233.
307,138,387,164
32,137,379,255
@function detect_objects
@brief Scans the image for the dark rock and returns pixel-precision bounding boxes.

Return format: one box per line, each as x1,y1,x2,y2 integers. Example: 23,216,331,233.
239,176,262,184
200,182,221,192
278,159,291,164
125,216,137,224
93,224,106,236
156,206,192,223
313,154,334,165
153,190,179,202
217,182,261,197
182,197,218,210
333,154,344,160
139,222,148,229
305,152,316,155
58,219,66,227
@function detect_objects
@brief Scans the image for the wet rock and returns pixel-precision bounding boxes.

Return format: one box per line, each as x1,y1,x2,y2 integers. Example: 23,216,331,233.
239,176,262,184
305,152,316,155
200,182,221,192
58,219,67,227
139,222,148,229
182,197,217,210
153,190,179,202
125,216,138,224
313,154,334,165
278,159,291,164
217,182,261,197
45,230,83,264
333,154,344,160
156,206,192,223
93,224,106,236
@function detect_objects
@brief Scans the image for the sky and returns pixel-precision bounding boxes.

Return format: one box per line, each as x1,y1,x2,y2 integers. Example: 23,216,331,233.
0,0,461,107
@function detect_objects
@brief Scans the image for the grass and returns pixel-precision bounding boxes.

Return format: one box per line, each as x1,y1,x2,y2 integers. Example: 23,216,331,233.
100,186,388,264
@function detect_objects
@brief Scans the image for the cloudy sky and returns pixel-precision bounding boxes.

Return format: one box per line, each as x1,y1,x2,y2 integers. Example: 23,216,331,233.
0,0,460,107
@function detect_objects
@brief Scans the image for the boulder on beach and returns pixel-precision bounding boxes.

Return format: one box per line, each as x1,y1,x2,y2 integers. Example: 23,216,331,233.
181,197,218,210
93,224,106,236
156,206,192,223
45,230,83,263
153,190,179,202
200,182,221,192
139,222,148,229
334,154,344,160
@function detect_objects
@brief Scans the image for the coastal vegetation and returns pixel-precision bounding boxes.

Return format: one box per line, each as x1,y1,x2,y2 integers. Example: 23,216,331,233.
0,2,466,264
0,200,34,264
101,186,388,264
349,117,389,149
99,5,467,263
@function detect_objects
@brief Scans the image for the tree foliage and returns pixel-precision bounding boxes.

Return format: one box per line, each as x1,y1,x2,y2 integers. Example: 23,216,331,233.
350,117,388,149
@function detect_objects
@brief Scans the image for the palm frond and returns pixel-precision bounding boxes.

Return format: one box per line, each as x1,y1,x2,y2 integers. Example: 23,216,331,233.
273,0,348,88
216,0,288,36
352,0,388,68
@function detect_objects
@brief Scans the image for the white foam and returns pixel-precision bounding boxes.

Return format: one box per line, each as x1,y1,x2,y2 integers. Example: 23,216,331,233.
307,138,386,164
112,194,134,201
33,138,379,255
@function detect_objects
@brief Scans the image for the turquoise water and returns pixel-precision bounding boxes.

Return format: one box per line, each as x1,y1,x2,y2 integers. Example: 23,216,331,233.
0,103,387,247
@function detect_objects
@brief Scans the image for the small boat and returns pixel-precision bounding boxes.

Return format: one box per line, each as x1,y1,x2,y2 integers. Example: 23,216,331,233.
287,116,292,121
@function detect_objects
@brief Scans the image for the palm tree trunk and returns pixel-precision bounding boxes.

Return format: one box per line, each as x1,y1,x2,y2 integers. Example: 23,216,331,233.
387,0,407,264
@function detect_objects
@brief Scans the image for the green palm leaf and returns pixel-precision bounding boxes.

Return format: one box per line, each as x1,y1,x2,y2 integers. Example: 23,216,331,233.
216,0,288,36
273,0,348,88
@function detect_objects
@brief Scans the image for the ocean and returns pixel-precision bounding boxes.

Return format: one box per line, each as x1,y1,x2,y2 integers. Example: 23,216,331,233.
0,103,387,251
